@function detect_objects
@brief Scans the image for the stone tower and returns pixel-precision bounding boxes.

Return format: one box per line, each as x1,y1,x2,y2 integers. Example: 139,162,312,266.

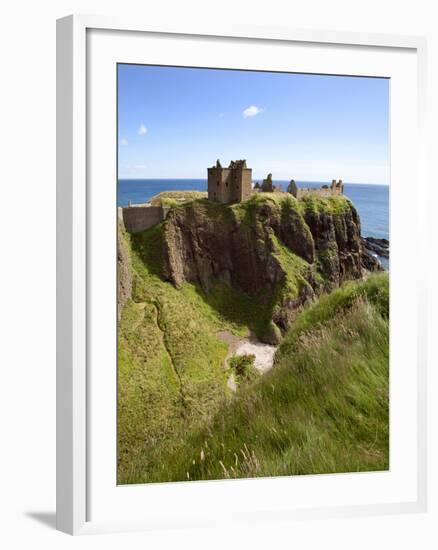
261,173,274,192
287,179,298,197
331,179,344,195
207,159,252,203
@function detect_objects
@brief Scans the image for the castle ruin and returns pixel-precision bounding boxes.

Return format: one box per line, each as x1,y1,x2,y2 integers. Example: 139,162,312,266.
207,159,343,204
261,173,284,193
287,179,344,199
207,159,252,203
121,159,346,234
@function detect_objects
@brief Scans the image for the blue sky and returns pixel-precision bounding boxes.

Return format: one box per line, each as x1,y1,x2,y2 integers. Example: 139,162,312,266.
118,64,389,184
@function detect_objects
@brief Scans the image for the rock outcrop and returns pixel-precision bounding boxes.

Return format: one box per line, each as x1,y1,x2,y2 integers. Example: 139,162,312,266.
361,237,389,259
158,195,380,341
117,223,132,319
163,198,312,295
303,203,364,287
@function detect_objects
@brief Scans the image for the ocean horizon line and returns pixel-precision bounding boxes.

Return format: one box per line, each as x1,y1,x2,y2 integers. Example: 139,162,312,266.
118,178,389,186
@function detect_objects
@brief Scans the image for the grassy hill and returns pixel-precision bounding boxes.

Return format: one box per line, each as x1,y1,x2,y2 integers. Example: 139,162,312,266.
118,219,288,483
119,231,389,483
119,225,389,484
144,273,389,482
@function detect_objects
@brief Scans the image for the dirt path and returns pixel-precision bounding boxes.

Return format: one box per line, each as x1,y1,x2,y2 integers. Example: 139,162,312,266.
151,300,187,411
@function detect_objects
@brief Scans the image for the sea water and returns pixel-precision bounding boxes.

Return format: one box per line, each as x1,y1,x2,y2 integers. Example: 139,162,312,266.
118,179,389,242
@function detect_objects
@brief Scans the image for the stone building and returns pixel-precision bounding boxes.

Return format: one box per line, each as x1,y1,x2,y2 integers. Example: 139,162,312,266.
207,159,252,203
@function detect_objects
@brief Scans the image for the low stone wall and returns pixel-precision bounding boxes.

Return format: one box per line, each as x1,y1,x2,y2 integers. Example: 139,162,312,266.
122,205,170,233
295,187,342,199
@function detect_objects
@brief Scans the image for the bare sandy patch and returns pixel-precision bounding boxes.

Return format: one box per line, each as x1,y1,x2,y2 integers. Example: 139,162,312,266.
218,330,277,377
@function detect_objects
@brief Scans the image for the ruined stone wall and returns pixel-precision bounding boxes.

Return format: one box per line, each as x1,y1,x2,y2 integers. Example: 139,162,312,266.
296,188,332,199
294,186,343,199
122,205,170,233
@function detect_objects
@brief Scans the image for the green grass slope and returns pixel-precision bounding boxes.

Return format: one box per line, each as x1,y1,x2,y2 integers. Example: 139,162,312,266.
150,190,207,206
118,222,227,483
118,216,318,483
135,273,389,483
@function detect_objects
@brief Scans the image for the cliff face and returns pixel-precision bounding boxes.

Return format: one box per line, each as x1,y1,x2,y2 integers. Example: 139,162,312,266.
163,199,310,295
117,223,132,320
304,205,363,286
160,194,380,341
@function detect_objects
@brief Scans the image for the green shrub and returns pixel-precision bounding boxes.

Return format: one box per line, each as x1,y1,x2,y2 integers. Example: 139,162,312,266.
228,354,259,383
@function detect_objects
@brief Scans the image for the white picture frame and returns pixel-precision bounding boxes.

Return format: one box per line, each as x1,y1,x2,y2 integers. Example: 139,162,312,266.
56,14,428,535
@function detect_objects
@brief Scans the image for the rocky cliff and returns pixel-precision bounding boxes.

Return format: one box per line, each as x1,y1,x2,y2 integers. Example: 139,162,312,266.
117,224,132,320
159,194,380,342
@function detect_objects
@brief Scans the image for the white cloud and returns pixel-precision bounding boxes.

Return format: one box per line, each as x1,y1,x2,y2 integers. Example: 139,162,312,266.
120,138,128,145
135,164,147,170
138,124,148,135
242,105,264,118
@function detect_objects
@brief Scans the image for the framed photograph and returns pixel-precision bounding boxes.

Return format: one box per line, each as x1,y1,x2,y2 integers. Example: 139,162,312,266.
57,15,428,535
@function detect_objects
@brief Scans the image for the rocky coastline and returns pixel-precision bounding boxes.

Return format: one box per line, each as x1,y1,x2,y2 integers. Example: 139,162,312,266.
361,236,389,270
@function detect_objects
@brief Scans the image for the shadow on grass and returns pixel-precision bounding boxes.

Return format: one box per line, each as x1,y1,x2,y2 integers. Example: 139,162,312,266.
130,223,165,279
192,281,274,341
